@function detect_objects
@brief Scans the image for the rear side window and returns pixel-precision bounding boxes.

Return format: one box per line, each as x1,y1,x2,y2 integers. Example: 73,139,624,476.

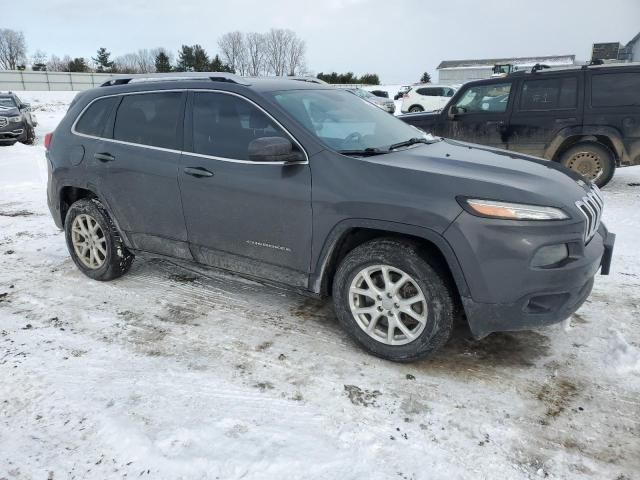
592,73,640,107
75,97,118,137
417,88,443,97
113,92,183,149
191,92,293,160
520,77,578,111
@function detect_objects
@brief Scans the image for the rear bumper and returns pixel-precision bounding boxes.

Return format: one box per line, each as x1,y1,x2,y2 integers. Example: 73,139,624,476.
445,213,615,338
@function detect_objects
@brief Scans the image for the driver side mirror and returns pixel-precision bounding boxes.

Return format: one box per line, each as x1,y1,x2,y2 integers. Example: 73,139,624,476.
448,105,459,119
20,103,31,111
248,137,304,164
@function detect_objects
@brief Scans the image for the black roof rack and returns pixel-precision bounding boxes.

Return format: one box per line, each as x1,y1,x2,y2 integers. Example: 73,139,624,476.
100,72,250,87
530,63,551,73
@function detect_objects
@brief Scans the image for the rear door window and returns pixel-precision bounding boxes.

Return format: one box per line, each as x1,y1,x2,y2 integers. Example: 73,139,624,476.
417,88,443,97
520,77,578,111
592,72,640,107
113,92,184,149
191,92,294,160
75,96,118,137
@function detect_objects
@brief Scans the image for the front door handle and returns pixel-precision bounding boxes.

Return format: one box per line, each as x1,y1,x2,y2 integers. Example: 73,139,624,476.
94,152,115,162
184,167,214,178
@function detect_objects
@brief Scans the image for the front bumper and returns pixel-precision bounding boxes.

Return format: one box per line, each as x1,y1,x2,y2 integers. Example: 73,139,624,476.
0,120,26,142
445,212,615,338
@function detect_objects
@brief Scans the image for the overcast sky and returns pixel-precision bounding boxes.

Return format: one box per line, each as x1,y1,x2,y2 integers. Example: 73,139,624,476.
4,0,640,83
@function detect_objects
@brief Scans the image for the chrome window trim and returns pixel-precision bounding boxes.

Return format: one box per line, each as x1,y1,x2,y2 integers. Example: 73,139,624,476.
70,88,309,165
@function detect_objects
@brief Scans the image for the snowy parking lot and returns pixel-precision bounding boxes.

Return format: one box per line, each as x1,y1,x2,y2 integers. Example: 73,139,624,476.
1,92,639,480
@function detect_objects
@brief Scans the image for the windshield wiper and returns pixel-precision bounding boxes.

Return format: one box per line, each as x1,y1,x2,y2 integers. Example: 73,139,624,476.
388,137,431,151
338,147,387,157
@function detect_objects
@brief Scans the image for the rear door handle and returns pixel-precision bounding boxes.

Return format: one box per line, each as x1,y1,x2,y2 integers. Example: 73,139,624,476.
94,152,115,162
184,167,214,178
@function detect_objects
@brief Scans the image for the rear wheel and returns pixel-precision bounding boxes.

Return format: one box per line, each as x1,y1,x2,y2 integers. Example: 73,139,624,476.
559,142,615,188
332,239,455,362
409,105,424,113
64,198,134,281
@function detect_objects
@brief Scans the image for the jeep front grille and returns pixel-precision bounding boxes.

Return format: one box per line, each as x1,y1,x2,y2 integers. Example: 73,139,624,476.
575,186,604,244
0,117,7,128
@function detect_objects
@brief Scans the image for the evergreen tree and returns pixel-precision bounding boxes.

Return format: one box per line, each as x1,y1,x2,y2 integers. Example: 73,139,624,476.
210,54,234,73
359,73,380,85
193,45,209,72
176,45,195,72
92,48,114,73
420,71,432,83
68,57,89,72
155,51,172,72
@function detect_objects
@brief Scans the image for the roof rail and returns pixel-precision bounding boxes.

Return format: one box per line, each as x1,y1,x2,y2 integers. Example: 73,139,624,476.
530,63,551,73
100,72,250,87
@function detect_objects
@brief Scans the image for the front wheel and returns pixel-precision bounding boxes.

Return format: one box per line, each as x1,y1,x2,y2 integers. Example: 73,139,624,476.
64,198,134,281
559,142,615,188
20,125,36,145
332,239,455,362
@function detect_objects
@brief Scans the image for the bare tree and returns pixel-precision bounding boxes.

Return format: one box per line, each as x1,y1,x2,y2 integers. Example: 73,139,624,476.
46,54,71,72
218,31,247,75
286,35,306,76
113,53,141,74
264,28,291,76
245,32,265,76
0,29,27,70
133,49,156,73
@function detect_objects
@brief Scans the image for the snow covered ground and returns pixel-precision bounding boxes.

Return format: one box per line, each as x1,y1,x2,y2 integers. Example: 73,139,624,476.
1,92,639,480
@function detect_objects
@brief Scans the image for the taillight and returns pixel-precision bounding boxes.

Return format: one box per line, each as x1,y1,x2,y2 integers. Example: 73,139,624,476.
44,132,53,150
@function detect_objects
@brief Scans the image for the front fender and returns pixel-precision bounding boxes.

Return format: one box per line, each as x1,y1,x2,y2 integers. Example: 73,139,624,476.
309,218,470,298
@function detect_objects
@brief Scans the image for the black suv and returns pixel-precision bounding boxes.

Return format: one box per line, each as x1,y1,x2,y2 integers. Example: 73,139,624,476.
0,92,37,145
45,73,615,362
400,64,640,188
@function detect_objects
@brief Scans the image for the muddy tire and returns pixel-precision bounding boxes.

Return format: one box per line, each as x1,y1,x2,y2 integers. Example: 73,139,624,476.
64,198,134,281
332,238,455,362
20,125,36,145
559,142,615,188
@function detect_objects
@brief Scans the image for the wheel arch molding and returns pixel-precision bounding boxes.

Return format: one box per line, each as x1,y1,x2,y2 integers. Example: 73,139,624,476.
310,218,471,299
545,126,625,163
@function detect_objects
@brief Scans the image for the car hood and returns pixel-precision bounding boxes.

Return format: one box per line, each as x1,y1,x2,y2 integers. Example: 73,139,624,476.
368,138,591,208
0,106,20,116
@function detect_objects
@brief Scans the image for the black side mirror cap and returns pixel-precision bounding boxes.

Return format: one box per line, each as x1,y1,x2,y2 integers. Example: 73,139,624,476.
248,137,304,163
447,105,459,119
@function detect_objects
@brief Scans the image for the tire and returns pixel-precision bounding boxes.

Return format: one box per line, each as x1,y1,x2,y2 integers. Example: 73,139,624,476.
332,238,455,362
559,142,615,188
64,198,134,281
20,125,35,145
409,105,424,113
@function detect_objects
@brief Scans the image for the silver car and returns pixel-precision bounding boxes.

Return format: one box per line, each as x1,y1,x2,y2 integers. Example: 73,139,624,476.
348,88,396,114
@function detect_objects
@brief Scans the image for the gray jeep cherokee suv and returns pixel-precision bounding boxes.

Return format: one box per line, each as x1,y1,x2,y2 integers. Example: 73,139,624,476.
45,73,615,362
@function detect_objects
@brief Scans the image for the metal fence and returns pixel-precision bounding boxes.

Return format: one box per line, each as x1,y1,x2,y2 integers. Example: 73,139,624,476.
0,70,119,91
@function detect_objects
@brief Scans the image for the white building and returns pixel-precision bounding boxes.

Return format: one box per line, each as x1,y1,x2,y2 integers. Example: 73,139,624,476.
437,55,576,85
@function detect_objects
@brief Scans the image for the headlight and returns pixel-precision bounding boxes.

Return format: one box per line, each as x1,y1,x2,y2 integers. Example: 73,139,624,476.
8,116,22,123
460,198,569,221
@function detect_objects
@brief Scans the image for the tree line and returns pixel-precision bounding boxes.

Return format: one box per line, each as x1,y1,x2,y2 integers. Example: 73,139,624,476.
0,28,308,76
316,72,380,85
0,27,402,84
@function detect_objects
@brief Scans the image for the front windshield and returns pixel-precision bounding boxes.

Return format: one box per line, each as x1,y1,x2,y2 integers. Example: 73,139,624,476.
0,97,17,109
271,89,432,153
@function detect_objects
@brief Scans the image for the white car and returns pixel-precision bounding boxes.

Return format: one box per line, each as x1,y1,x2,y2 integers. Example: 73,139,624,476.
401,85,457,113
